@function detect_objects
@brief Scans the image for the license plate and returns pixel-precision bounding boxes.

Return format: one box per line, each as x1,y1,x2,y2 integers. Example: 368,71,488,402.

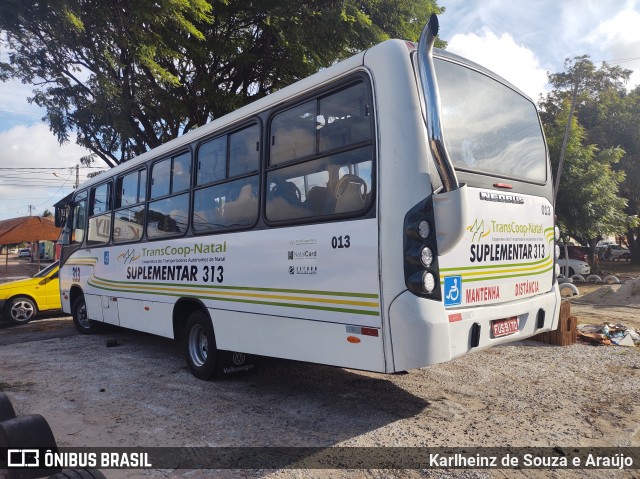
491,317,519,338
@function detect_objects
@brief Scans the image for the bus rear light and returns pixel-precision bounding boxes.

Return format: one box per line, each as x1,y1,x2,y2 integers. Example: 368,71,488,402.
346,326,379,337
493,183,513,189
420,246,433,267
404,197,441,301
417,220,431,239
347,336,361,343
361,327,379,337
422,272,436,293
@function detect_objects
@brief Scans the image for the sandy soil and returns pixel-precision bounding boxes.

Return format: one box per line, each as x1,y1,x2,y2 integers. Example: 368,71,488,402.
566,261,640,331
1,261,639,479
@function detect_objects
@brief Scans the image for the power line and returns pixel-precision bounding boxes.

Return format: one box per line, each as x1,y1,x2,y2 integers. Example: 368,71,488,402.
0,166,104,170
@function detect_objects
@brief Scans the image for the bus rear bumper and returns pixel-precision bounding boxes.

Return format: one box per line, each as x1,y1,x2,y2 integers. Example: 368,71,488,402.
388,285,561,372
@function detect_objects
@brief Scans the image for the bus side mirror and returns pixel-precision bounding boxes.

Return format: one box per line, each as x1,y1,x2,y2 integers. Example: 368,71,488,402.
55,205,68,227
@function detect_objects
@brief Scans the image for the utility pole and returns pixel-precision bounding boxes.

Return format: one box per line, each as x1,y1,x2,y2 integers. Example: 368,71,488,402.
553,57,589,206
75,164,80,189
28,205,34,216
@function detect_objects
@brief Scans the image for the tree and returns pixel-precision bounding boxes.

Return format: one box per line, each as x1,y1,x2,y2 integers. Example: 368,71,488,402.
540,55,639,262
544,101,630,261
0,0,444,167
42,209,53,217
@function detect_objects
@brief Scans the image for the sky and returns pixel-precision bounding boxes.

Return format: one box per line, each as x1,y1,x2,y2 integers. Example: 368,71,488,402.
0,0,639,222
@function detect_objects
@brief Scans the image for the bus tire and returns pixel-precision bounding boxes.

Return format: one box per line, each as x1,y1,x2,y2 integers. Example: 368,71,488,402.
49,468,107,479
0,392,16,422
4,296,38,324
72,295,98,335
184,310,218,380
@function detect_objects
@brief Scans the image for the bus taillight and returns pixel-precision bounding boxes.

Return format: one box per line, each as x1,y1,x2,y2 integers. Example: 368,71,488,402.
404,198,441,300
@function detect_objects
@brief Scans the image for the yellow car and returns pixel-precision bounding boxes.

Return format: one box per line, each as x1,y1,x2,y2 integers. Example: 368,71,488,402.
0,261,61,324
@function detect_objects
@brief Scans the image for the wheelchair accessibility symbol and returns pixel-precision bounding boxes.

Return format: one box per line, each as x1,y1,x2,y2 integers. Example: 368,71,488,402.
444,276,462,306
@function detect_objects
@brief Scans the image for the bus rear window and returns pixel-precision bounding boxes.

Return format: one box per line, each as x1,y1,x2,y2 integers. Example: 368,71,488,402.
435,58,547,183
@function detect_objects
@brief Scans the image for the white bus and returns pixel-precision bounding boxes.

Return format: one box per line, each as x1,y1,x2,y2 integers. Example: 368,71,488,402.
57,15,561,380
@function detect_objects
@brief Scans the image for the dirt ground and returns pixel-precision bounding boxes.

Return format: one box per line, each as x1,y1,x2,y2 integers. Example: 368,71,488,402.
565,260,640,331
1,260,639,479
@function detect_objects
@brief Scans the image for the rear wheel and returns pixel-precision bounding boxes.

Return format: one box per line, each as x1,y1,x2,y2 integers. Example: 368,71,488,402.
72,295,98,334
184,310,218,380
5,296,37,324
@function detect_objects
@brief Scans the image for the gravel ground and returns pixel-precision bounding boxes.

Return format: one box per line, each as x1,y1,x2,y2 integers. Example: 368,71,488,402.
1,313,638,479
1,258,639,479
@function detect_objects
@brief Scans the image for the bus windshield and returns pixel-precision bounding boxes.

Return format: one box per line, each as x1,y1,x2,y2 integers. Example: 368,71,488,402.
435,58,547,183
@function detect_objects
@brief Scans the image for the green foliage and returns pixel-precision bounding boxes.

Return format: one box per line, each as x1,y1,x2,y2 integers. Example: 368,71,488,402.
546,103,631,244
0,0,443,167
540,55,639,261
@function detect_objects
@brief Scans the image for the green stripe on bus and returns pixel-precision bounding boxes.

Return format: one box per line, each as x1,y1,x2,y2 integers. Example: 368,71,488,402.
90,274,379,299
440,256,550,273
87,279,379,316
441,264,554,283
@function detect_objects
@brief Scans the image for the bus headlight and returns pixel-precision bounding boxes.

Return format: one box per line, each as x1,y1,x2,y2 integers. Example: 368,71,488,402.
420,246,433,267
422,272,436,293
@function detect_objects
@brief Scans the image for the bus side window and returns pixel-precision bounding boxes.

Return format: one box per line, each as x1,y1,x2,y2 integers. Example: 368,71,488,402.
193,124,260,234
318,83,371,153
71,194,87,245
270,101,316,164
114,169,146,243
229,124,260,177
87,182,112,246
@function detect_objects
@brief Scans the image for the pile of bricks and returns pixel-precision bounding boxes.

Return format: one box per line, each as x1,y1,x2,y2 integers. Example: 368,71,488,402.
531,301,577,346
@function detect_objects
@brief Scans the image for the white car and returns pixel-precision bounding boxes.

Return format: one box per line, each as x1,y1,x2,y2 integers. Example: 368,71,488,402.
558,257,590,278
18,248,31,258
607,244,631,261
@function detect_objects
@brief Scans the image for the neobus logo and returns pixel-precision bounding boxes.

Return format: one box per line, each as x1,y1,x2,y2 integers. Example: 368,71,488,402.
479,191,525,204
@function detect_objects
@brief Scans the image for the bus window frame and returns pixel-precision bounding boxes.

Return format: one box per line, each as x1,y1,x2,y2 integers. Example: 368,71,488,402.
87,180,113,246
430,54,548,187
69,189,88,247
191,120,262,235
264,75,377,226
146,149,193,241
113,166,148,244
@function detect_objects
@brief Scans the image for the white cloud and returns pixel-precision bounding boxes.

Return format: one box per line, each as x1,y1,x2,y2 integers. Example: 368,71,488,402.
0,123,96,220
585,7,640,90
446,28,549,101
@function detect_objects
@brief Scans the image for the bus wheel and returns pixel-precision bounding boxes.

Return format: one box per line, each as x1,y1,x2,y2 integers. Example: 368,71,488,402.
184,310,218,380
72,295,97,334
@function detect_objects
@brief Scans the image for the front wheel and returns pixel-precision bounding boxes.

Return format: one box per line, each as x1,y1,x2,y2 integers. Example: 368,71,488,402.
72,295,98,334
184,310,218,380
5,296,38,324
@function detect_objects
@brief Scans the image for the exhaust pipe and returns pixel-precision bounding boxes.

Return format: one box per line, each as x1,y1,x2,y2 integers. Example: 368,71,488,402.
417,14,459,193
417,14,467,255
